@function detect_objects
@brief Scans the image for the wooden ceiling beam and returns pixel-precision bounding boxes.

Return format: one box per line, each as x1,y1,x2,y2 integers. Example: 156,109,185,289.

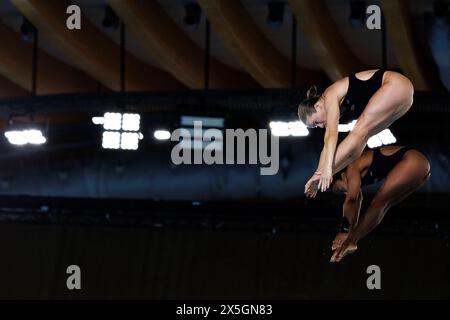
0,22,98,94
108,0,258,89
11,0,184,91
380,0,441,90
288,0,365,81
0,75,29,98
198,0,325,88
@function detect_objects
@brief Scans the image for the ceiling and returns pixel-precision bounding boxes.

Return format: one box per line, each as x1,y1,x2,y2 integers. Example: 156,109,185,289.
0,0,448,97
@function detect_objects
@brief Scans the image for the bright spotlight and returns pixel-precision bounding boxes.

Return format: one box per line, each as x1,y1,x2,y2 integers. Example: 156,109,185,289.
103,112,122,130
367,135,383,148
92,116,105,125
102,131,121,150
378,129,397,145
25,129,47,144
154,130,171,140
121,113,140,132
4,131,27,145
338,120,357,132
367,129,397,148
339,120,397,148
95,112,143,151
288,121,309,137
4,129,46,146
120,132,140,150
269,121,290,137
269,121,309,137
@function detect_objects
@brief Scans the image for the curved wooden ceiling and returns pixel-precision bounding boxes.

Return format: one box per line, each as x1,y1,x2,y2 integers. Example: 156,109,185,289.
0,0,445,99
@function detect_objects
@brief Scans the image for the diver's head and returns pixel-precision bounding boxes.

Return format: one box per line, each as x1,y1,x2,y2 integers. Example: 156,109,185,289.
298,86,327,129
331,171,348,193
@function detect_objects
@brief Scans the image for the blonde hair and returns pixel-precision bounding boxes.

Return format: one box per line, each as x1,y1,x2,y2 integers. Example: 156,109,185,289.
298,86,322,125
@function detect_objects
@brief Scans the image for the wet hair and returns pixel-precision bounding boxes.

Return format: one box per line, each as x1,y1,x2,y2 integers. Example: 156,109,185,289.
297,86,322,125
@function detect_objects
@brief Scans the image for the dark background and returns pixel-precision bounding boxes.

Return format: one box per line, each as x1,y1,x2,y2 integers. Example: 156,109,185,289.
1,222,448,300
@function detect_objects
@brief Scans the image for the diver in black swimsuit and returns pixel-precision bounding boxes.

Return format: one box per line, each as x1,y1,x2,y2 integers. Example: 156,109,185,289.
298,69,414,196
328,145,430,263
339,69,385,124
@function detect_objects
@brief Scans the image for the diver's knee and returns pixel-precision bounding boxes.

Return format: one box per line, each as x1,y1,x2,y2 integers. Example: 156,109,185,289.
349,125,370,144
347,134,366,159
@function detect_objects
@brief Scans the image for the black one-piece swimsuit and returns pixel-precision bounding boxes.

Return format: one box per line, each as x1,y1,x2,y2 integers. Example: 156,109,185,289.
339,69,386,124
361,147,416,186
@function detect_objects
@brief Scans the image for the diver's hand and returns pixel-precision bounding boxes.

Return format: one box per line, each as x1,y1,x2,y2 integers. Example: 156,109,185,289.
304,172,321,198
318,167,333,192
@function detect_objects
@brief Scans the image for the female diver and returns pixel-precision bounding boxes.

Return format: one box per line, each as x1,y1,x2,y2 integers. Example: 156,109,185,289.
328,145,430,262
298,69,414,196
